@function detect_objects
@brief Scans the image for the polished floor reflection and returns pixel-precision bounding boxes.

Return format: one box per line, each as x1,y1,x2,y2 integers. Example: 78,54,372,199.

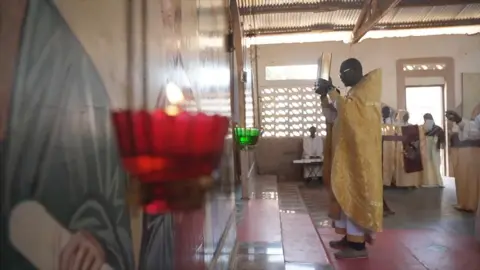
233,177,479,270
234,176,332,270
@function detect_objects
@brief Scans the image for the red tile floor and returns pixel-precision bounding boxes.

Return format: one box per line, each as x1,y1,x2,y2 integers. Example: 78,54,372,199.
233,177,480,270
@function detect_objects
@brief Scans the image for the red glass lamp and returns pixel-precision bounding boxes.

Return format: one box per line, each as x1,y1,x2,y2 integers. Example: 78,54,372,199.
111,83,229,214
112,0,230,214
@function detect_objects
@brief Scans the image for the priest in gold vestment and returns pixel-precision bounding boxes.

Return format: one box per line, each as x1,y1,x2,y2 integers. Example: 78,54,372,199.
315,58,382,259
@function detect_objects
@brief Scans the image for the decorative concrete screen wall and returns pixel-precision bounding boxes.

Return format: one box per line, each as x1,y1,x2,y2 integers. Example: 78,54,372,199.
260,86,327,137
259,64,327,138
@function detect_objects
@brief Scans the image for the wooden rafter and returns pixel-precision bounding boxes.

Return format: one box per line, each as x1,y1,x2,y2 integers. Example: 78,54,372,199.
239,0,480,15
351,0,402,43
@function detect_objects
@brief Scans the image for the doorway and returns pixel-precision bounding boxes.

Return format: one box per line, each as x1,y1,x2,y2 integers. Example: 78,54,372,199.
405,85,446,175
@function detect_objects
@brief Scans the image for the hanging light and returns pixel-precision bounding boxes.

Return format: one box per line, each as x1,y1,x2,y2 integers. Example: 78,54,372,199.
110,0,229,214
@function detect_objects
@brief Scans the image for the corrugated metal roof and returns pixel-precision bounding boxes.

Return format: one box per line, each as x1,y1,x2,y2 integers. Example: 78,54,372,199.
243,10,360,31
240,1,480,35
239,0,363,9
381,4,480,23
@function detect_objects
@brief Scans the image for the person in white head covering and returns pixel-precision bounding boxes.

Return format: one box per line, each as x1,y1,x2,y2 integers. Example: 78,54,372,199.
446,110,480,141
421,113,445,187
395,111,410,126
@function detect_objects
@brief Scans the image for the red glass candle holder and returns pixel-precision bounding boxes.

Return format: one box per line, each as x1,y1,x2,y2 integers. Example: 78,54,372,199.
111,109,229,213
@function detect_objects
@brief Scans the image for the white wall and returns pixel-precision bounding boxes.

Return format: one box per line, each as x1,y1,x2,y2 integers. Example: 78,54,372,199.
255,35,480,109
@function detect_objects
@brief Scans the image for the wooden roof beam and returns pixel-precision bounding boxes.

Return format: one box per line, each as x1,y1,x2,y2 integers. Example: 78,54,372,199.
350,0,402,43
239,0,480,15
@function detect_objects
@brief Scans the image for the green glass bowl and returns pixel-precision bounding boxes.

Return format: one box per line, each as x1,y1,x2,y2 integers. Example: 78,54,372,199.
234,127,262,147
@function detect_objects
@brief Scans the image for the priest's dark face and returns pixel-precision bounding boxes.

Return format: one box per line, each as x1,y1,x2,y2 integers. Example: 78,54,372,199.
339,58,363,87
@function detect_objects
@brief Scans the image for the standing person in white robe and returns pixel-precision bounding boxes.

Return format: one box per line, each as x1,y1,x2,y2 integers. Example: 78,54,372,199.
381,106,396,216
382,106,397,187
446,110,480,243
302,126,324,181
422,113,445,187
447,111,480,141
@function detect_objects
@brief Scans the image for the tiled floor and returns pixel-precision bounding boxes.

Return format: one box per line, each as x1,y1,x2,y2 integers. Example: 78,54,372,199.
233,177,479,270
234,177,332,270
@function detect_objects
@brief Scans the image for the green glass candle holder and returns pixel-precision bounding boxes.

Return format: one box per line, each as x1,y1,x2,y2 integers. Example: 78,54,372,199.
234,127,262,149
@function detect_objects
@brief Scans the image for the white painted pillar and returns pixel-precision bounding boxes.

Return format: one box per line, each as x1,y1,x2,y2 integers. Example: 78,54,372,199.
240,149,251,199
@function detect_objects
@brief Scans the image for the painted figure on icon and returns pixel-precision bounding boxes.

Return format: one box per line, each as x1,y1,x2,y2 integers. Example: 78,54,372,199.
1,1,133,269
1,0,230,269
